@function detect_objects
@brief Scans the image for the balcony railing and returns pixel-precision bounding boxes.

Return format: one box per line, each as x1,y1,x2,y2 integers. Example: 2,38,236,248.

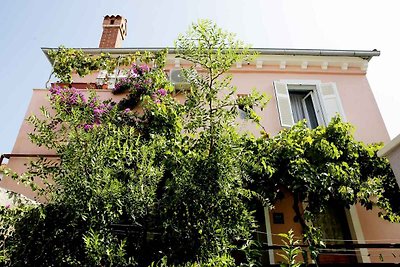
0,153,59,165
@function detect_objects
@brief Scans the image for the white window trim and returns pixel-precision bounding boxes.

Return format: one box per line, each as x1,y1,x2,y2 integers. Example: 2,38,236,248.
288,84,326,127
301,91,322,128
346,206,371,263
279,79,322,86
263,207,275,264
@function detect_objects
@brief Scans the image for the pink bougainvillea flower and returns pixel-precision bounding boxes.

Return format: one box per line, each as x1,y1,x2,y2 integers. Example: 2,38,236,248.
93,108,102,115
89,97,98,108
49,86,86,106
131,63,139,75
141,64,150,72
157,88,167,96
83,124,93,131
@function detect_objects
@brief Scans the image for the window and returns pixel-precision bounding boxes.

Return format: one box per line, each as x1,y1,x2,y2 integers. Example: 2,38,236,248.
96,69,127,89
237,94,252,119
274,80,346,128
170,69,190,91
288,85,324,129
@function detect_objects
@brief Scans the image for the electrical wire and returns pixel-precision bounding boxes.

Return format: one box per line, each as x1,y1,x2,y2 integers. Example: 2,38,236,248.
254,230,400,243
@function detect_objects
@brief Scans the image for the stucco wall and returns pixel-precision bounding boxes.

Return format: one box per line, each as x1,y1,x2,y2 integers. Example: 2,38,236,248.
387,147,400,184
1,61,398,263
379,134,400,186
230,70,389,143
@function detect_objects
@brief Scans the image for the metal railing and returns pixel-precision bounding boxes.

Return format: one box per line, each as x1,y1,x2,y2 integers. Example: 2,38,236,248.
0,153,59,165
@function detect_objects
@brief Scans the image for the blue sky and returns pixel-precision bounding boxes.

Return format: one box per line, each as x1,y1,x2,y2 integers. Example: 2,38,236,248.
1,0,400,153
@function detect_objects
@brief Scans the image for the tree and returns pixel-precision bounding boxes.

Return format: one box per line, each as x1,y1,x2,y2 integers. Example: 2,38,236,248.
243,118,400,261
1,19,399,266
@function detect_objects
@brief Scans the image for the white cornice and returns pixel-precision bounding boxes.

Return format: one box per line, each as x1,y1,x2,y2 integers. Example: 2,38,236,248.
279,60,286,69
165,54,370,72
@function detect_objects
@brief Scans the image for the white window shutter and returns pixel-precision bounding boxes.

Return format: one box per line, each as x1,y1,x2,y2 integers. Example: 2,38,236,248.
107,69,118,89
96,70,107,85
117,69,127,79
318,82,346,123
273,81,294,127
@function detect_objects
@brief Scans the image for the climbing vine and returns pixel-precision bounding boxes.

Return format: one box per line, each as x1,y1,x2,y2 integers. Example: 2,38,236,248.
47,46,168,84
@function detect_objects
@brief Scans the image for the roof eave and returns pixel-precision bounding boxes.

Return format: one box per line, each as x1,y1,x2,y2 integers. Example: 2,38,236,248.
41,47,380,64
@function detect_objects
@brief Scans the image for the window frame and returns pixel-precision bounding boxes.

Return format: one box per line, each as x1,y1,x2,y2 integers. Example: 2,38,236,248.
287,84,326,128
274,79,346,128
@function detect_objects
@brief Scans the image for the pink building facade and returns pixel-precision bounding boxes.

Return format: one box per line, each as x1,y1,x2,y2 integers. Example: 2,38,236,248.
1,15,399,265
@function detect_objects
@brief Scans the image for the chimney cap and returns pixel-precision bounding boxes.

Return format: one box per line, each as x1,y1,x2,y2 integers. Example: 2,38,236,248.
102,15,127,25
104,15,123,19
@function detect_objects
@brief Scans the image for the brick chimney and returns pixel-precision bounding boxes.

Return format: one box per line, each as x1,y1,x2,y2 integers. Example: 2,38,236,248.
99,15,127,48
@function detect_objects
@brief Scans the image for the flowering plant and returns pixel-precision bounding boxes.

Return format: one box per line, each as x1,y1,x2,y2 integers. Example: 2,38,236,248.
113,64,151,95
49,85,113,132
113,77,133,94
112,63,173,109
49,85,86,106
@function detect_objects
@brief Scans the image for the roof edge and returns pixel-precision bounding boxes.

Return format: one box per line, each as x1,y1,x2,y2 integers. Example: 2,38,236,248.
378,133,400,157
41,47,380,63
